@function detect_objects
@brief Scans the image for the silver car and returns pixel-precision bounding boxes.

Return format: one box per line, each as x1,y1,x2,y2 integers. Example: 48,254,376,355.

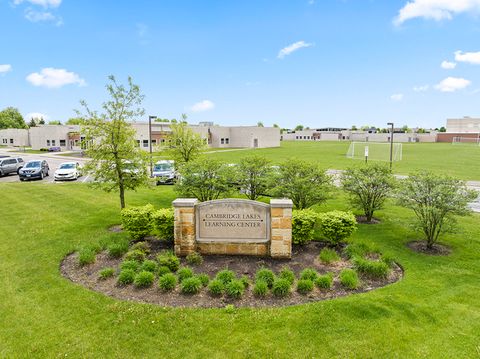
0,157,24,176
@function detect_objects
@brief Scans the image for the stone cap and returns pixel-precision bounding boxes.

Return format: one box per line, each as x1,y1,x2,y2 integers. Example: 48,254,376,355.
172,198,199,207
270,198,293,208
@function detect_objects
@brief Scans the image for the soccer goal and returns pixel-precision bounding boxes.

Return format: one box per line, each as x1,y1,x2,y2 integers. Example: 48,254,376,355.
452,136,480,146
346,142,403,162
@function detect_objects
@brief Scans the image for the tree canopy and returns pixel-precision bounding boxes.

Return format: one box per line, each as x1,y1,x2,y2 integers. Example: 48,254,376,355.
164,122,207,165
0,107,27,129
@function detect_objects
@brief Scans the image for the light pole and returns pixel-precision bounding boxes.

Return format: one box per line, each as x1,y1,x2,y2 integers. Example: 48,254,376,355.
148,115,157,177
387,122,394,169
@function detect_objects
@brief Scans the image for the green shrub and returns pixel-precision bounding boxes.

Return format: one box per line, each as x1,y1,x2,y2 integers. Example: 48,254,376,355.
278,267,295,285
208,279,224,296
224,304,236,314
197,273,210,287
141,260,157,273
152,208,174,242
255,268,275,288
134,271,155,288
240,275,250,288
177,267,194,282
292,209,319,245
130,241,150,255
343,242,380,259
181,276,202,295
340,269,359,289
253,280,269,297
318,210,357,245
297,279,314,294
353,257,390,279
157,265,171,276
272,278,291,298
120,260,140,272
124,249,146,262
215,269,236,285
318,248,340,264
158,273,177,291
156,251,180,272
315,273,334,289
107,239,129,258
225,279,245,299
117,269,136,285
300,268,318,281
381,253,395,267
78,248,96,266
121,204,154,240
99,267,115,280
186,252,203,266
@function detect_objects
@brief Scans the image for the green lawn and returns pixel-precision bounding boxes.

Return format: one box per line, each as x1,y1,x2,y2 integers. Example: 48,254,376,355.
1,182,479,357
206,141,480,181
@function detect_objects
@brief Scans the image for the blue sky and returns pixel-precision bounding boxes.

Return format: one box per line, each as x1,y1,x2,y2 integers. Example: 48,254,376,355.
1,0,480,129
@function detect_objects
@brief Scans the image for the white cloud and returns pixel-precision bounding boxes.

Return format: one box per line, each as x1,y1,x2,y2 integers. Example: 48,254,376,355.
26,112,49,121
0,64,12,75
441,60,456,69
26,68,86,88
14,0,61,8
277,41,313,59
413,84,429,92
394,0,480,25
455,50,480,65
190,100,215,112
390,93,404,101
435,77,471,92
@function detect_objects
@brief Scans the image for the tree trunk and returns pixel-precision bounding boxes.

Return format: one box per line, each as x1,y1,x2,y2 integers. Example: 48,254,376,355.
119,183,125,209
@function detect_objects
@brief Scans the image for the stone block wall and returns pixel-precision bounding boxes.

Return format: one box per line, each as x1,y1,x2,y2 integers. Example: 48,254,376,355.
270,199,293,258
172,198,198,256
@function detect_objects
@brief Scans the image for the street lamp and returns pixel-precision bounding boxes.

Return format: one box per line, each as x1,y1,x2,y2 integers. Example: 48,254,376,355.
148,115,157,177
387,122,394,169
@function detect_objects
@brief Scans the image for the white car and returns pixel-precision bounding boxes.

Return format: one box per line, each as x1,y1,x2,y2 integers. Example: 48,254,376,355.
152,160,176,185
54,162,82,181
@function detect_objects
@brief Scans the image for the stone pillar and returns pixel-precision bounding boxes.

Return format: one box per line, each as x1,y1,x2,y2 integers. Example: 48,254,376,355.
172,198,198,256
270,199,293,258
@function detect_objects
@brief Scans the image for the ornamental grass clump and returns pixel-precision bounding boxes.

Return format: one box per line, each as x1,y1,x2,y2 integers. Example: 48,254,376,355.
208,279,225,296
98,267,115,280
197,274,210,287
134,271,155,288
157,266,171,276
343,242,380,259
156,251,180,272
255,268,275,288
272,278,291,298
181,276,202,295
158,273,177,291
297,279,314,294
353,257,390,279
240,275,250,288
253,280,268,297
78,248,96,266
315,273,334,289
215,269,236,285
186,252,203,266
225,279,245,299
120,260,140,272
117,269,136,285
124,249,146,263
177,267,194,283
300,268,318,282
340,269,359,290
318,248,340,264
140,260,157,273
107,239,129,258
130,241,150,255
278,267,295,285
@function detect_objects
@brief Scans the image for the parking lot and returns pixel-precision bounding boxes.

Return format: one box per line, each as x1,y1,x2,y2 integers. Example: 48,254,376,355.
0,148,89,184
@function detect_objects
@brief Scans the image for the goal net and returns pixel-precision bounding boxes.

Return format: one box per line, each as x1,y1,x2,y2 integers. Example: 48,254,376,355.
452,137,480,146
346,142,403,162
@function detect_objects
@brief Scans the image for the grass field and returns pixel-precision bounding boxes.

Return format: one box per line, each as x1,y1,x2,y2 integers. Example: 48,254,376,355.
206,141,480,181
1,181,479,357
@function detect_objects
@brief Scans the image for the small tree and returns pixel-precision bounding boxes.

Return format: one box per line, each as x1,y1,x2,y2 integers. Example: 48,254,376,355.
0,107,27,129
48,120,61,125
78,75,148,209
66,117,85,125
397,172,476,249
175,158,235,201
28,118,37,127
165,122,206,165
272,160,332,209
236,156,273,200
257,121,264,127
341,164,396,222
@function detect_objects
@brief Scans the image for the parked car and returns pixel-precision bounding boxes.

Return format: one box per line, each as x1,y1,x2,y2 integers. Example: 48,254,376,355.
18,160,49,181
152,160,177,185
54,162,82,181
0,157,24,176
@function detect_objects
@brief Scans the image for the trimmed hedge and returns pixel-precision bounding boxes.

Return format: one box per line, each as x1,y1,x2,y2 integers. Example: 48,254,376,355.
318,210,357,245
152,208,174,242
292,209,318,245
121,204,154,240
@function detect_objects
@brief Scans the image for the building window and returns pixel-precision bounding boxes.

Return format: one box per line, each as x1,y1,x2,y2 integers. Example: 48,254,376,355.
143,140,148,147
60,140,66,146
225,138,229,144
303,136,306,139
47,140,50,146
52,140,56,146
10,138,13,144
151,139,157,145
221,138,225,144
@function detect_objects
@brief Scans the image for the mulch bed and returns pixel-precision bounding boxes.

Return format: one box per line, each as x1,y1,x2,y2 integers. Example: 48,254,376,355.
356,216,381,224
407,241,451,256
108,225,123,233
61,241,403,308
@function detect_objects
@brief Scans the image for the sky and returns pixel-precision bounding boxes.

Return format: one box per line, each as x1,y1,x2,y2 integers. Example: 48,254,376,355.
1,0,480,129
